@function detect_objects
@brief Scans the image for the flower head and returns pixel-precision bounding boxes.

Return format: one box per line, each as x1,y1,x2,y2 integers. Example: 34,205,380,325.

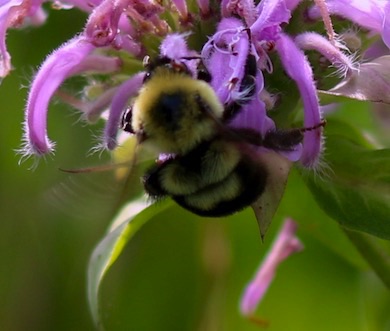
3,0,388,166
7,0,384,171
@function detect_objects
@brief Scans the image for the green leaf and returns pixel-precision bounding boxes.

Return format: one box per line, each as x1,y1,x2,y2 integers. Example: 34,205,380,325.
279,168,368,269
87,197,173,329
344,229,390,289
318,90,355,105
303,119,390,240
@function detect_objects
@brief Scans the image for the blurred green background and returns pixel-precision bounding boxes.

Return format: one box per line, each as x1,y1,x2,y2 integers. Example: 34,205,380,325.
1,7,389,331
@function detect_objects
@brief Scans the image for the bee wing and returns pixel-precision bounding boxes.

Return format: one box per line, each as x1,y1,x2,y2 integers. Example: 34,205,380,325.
111,135,139,180
53,135,153,220
251,151,292,241
60,135,148,178
59,142,138,187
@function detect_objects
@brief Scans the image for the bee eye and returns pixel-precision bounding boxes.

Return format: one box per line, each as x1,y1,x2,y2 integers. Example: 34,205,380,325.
121,107,134,134
197,70,212,82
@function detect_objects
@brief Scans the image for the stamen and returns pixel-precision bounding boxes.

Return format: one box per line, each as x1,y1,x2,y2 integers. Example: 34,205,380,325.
314,0,336,45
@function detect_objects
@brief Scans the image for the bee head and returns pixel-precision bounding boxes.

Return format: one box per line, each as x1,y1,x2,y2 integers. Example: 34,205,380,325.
127,56,224,154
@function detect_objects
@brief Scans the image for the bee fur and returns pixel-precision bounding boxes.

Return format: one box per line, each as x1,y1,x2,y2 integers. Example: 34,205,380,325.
121,53,323,217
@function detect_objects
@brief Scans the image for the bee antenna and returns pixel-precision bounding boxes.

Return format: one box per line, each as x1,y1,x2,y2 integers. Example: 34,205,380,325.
59,162,132,174
180,56,203,61
299,119,327,133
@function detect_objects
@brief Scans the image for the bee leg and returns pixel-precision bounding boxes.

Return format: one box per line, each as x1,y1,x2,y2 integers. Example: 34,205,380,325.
262,129,304,151
227,121,324,152
263,120,326,151
142,163,169,199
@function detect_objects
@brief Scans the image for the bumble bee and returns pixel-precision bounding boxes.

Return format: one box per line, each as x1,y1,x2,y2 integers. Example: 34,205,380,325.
121,53,324,220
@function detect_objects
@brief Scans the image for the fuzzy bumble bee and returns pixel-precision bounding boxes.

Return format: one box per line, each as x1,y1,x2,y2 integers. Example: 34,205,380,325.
121,51,324,225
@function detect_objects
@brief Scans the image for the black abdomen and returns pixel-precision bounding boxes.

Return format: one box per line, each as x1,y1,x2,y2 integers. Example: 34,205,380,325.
173,157,267,217
143,139,267,217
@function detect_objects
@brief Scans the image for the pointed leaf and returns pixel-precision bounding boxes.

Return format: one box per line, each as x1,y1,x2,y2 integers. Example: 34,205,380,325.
87,197,173,329
251,151,292,240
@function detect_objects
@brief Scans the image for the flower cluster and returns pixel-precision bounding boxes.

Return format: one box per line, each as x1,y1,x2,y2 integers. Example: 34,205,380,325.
0,0,385,168
4,0,390,321
0,1,351,165
2,0,388,162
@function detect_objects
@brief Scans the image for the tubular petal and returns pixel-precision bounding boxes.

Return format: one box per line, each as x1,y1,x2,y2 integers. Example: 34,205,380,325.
104,73,144,150
276,33,323,167
24,37,95,155
294,32,358,78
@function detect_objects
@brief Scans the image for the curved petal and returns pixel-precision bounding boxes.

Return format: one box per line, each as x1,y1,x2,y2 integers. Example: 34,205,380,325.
23,37,95,156
276,33,323,168
0,0,45,77
202,17,251,104
160,33,196,59
251,0,291,39
294,32,357,78
382,2,390,48
171,0,189,20
229,73,275,136
104,72,144,150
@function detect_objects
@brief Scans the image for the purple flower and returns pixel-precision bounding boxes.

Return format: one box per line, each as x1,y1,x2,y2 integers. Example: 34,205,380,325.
8,0,388,172
202,18,254,105
12,0,373,170
0,0,46,77
21,37,121,157
4,0,387,238
240,218,304,316
4,0,388,168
